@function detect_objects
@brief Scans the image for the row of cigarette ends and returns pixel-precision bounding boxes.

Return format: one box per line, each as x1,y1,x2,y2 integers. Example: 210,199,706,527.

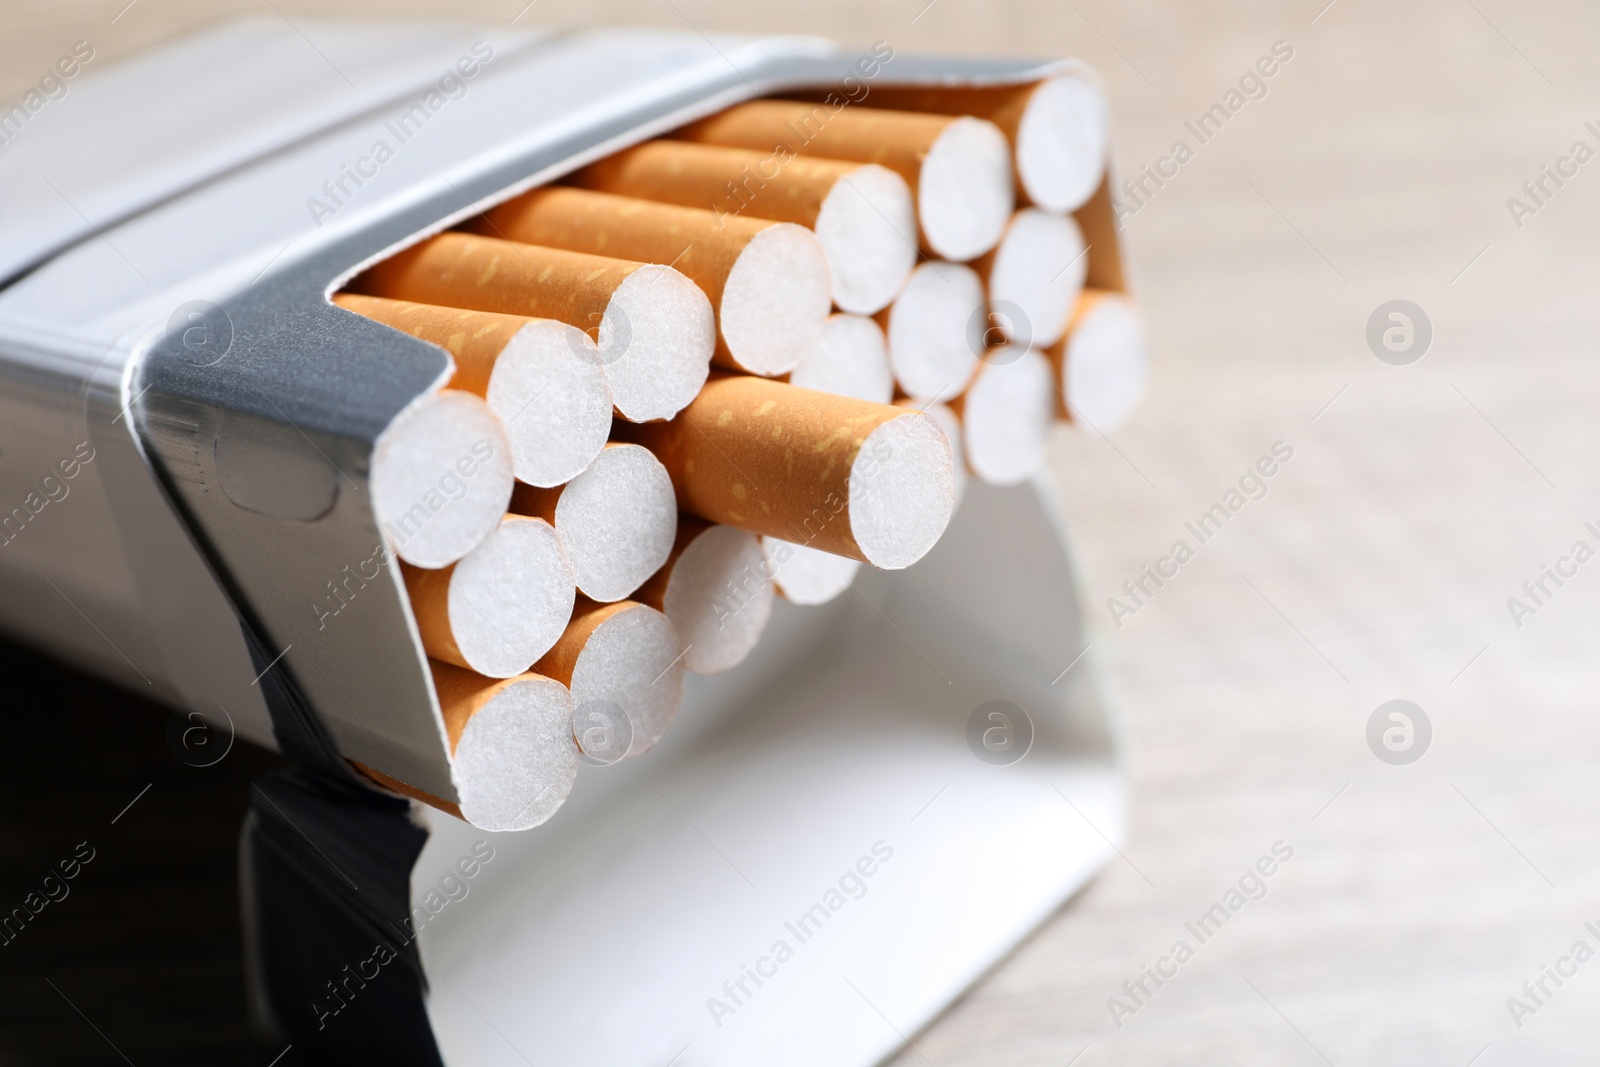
338,71,1147,831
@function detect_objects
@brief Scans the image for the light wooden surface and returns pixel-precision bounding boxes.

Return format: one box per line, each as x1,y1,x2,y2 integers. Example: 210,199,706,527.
10,2,1600,1064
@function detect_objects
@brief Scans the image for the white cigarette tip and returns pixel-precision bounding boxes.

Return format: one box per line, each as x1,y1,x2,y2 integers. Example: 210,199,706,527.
1067,295,1147,433
493,321,613,487
1017,72,1110,214
788,314,893,405
604,265,715,422
555,444,677,603
919,116,1015,262
454,675,579,832
898,399,968,507
886,261,985,402
721,222,832,376
450,516,576,678
815,164,918,314
667,526,774,673
987,209,1087,349
762,536,860,606
572,603,685,757
851,412,957,570
964,348,1054,487
372,390,514,569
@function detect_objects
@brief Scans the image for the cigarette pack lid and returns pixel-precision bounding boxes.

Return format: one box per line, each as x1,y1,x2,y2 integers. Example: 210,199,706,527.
0,18,547,286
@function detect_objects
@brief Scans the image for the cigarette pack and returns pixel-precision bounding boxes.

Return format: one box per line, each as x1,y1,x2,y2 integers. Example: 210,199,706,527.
0,19,1127,1064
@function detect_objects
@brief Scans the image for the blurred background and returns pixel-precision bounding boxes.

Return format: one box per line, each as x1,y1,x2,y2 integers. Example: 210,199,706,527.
6,1,1600,1064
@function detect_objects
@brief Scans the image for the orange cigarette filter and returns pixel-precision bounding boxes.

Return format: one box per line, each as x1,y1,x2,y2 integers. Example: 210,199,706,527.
360,232,635,347
354,762,462,819
351,231,713,423
404,559,475,668
510,482,557,523
478,187,831,376
334,293,612,487
360,660,579,832
400,514,574,678
675,100,1014,262
433,662,513,752
431,659,579,830
677,101,953,195
533,598,630,687
510,442,678,604
867,83,1040,144
634,516,775,675
1073,174,1126,295
616,374,956,570
575,141,860,230
535,597,686,758
571,141,917,314
336,292,528,396
866,73,1110,214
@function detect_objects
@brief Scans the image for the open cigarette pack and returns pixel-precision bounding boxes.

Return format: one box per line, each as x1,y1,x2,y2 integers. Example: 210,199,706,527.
0,18,1140,1065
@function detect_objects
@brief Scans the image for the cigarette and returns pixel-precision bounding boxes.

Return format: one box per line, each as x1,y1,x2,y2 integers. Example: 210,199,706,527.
617,374,955,569
394,661,580,832
895,397,967,506
573,141,916,315
334,294,612,488
949,348,1055,487
678,101,1014,263
787,313,893,404
868,72,1109,214
401,515,576,678
974,208,1087,349
1074,172,1126,295
877,261,984,402
535,599,686,758
355,231,713,423
760,536,860,605
479,187,831,377
636,518,774,674
352,762,464,819
371,389,514,569
511,443,677,603
1047,289,1147,432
